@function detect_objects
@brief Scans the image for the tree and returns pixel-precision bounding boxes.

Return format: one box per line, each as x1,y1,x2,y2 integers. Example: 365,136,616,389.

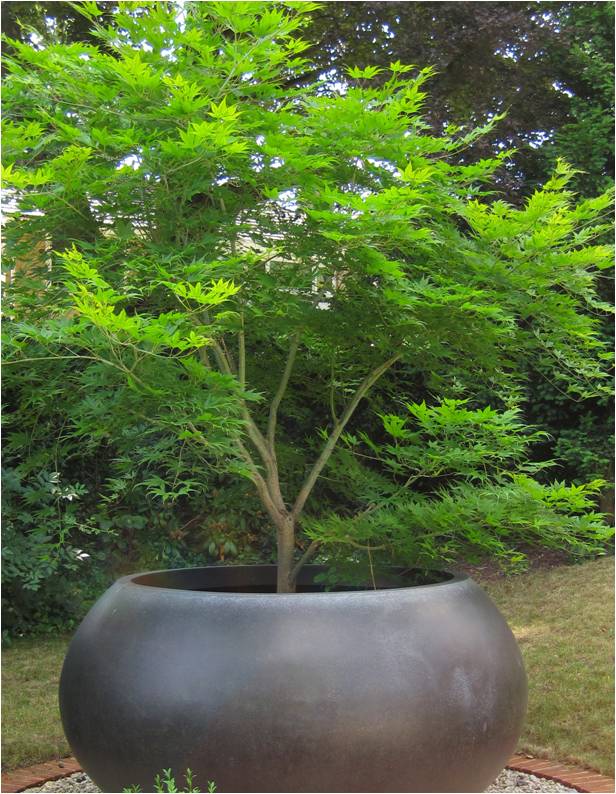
543,2,614,198
3,1,613,592
4,0,613,504
5,2,612,199
303,2,614,201
1,1,116,50
304,0,615,514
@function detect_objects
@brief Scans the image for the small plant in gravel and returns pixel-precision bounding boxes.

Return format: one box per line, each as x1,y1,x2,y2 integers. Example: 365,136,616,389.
123,767,214,793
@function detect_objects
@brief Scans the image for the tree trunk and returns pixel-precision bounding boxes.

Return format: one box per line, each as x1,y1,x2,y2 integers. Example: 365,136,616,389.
276,516,296,593
240,356,400,593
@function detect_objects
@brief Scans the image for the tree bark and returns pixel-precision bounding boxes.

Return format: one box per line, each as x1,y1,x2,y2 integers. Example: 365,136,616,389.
276,516,296,593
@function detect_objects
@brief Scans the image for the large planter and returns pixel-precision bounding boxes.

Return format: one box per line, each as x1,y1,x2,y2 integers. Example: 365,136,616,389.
59,565,527,793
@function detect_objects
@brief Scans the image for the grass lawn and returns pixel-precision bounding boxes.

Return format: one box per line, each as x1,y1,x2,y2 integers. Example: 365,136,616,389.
2,557,614,775
485,556,614,776
2,634,71,770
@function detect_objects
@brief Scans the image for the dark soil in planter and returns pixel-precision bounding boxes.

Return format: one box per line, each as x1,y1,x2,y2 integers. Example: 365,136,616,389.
132,566,453,593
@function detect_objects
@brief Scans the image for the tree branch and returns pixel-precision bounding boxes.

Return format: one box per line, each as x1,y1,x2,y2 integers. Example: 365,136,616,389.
212,340,267,459
222,337,237,374
198,346,212,369
238,311,246,389
211,339,233,376
329,354,339,425
241,404,276,472
291,353,401,521
211,334,286,513
201,309,287,517
267,333,300,451
4,353,153,392
338,537,388,551
290,539,320,583
234,439,280,522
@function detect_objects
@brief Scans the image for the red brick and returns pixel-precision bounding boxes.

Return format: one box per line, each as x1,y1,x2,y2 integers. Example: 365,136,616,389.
564,773,612,785
529,762,566,772
3,754,614,794
567,773,606,780
580,776,615,783
1,757,82,792
507,758,615,794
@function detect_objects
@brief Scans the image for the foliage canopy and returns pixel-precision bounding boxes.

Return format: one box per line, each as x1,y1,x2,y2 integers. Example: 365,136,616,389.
3,1,613,591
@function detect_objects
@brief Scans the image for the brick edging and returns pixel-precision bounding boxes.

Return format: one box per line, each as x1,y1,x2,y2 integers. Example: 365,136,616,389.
2,754,614,793
508,754,615,793
1,758,81,793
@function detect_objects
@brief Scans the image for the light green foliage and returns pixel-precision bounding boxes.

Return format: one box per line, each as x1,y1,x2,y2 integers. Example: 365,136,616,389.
123,767,212,793
311,400,612,572
2,2,613,589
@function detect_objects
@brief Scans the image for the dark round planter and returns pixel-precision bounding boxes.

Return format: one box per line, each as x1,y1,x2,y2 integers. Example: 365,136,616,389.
59,565,527,793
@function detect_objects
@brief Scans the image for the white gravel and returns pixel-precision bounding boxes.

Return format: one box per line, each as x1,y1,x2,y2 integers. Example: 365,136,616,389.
24,769,578,792
487,769,578,792
24,772,98,793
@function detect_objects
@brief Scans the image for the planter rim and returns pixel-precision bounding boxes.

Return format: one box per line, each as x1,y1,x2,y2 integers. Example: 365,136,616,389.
116,563,469,598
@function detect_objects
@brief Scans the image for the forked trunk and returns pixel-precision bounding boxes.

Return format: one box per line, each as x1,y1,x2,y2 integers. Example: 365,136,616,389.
247,356,401,593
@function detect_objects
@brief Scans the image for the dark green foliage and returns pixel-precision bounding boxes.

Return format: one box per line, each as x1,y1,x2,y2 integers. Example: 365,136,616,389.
1,1,115,50
1,467,111,638
304,2,614,200
4,1,612,197
542,2,614,198
526,377,614,486
301,0,615,498
1,312,265,635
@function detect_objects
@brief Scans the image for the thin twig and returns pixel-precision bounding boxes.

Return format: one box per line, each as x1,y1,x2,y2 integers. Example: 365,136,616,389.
267,332,300,451
367,543,377,590
238,310,246,389
290,539,321,583
329,354,339,425
292,354,401,521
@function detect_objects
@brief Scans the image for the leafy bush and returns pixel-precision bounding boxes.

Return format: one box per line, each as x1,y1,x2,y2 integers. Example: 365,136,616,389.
2,314,272,636
1,467,110,638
